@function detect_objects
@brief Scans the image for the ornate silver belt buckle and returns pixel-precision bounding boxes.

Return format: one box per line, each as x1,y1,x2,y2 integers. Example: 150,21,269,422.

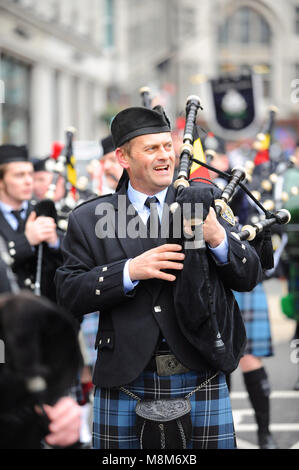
155,354,189,376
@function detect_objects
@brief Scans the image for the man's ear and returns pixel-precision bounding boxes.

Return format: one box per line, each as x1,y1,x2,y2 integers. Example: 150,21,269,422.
115,147,130,170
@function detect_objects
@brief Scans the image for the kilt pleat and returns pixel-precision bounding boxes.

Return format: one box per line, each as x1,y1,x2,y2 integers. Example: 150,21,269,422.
93,370,236,450
233,282,273,357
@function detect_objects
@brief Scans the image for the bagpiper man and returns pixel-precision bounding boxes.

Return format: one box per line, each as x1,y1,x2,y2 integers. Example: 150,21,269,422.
55,105,262,449
0,145,62,301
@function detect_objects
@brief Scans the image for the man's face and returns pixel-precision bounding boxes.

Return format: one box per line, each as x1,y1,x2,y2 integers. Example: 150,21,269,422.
103,151,123,190
0,162,33,206
118,132,175,195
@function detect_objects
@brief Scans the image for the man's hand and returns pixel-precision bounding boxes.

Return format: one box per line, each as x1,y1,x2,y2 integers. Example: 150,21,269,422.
203,207,226,248
129,243,185,282
38,397,81,448
25,212,59,246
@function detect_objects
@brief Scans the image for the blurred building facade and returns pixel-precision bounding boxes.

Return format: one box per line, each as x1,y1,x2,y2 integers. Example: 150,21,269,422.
113,0,299,135
1,0,298,155
0,0,115,155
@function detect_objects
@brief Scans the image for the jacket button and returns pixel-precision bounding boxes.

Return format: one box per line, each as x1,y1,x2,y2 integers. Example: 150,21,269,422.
241,244,246,250
9,249,16,256
8,241,15,248
154,306,162,313
102,267,108,272
242,257,247,264
95,289,101,295
24,278,31,286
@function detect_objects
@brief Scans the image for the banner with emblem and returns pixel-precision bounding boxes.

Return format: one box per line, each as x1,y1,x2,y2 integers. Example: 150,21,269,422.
202,72,264,140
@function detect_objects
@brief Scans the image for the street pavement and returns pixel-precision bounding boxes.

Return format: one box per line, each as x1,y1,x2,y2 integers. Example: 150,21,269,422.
230,278,299,449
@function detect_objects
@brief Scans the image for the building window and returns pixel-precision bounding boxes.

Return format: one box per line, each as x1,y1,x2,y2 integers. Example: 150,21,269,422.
218,6,272,45
0,54,31,146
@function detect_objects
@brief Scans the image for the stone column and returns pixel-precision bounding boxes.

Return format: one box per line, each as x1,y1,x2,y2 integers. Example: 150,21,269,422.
30,63,55,155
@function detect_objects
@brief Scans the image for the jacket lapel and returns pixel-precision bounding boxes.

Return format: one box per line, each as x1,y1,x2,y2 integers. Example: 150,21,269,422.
0,210,16,241
0,204,35,240
108,185,145,260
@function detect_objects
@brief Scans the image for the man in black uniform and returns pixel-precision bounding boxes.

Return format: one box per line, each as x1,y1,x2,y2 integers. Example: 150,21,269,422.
55,105,263,449
0,145,62,301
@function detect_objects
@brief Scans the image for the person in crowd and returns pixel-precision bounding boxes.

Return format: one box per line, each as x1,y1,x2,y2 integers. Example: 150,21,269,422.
31,156,65,203
0,145,62,301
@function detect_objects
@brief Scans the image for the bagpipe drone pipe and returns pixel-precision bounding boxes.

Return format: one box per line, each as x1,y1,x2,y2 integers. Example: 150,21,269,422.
43,128,81,232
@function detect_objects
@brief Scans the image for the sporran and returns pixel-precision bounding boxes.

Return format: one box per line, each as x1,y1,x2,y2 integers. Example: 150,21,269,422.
119,372,218,449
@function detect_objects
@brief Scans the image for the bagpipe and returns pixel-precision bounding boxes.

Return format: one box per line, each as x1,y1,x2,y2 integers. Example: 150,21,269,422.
0,291,82,449
33,198,59,297
45,127,79,230
231,105,297,278
235,106,296,213
167,95,291,373
27,128,79,297
171,97,291,246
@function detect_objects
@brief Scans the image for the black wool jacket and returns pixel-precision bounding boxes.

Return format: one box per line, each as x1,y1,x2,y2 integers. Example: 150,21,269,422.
55,182,263,387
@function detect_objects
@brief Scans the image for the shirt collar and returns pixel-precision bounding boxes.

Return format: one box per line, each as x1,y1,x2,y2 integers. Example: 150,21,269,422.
127,182,168,211
0,200,28,215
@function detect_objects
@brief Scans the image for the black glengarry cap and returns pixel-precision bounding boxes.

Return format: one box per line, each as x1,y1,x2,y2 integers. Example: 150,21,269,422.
101,135,115,156
111,105,171,148
0,145,28,165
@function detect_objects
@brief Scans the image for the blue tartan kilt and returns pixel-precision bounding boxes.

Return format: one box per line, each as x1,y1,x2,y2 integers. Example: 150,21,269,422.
93,370,236,450
233,282,273,357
